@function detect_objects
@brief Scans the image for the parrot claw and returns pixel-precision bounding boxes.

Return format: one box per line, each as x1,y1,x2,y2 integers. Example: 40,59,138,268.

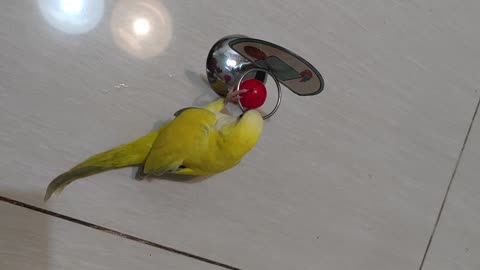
225,89,248,104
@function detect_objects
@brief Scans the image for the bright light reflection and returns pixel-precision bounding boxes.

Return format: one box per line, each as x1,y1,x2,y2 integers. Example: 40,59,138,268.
226,59,237,67
133,18,151,36
111,0,172,59
61,0,84,15
37,0,104,34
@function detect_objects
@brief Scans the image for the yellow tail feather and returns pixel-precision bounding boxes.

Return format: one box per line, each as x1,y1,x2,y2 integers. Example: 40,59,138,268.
44,129,160,201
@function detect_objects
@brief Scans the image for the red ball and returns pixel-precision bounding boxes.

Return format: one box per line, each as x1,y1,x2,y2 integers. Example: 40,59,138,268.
238,79,267,109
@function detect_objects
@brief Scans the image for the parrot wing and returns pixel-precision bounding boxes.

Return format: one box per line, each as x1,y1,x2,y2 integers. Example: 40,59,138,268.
142,107,218,175
142,104,263,177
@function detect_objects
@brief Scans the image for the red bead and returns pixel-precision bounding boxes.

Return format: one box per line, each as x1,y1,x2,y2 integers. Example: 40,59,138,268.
239,79,267,109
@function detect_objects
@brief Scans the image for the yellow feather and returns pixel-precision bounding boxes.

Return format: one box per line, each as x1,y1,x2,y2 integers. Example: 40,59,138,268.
45,98,263,200
44,128,161,201
203,98,225,113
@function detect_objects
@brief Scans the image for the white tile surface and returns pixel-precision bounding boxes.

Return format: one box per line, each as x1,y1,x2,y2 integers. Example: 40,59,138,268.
0,200,224,270
422,102,480,270
1,0,480,269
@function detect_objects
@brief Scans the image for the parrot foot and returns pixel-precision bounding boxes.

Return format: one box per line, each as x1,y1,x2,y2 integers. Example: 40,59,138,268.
225,89,248,104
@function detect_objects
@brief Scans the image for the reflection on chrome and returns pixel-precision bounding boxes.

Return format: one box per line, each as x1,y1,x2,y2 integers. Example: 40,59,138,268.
37,0,104,34
226,59,237,68
111,0,172,59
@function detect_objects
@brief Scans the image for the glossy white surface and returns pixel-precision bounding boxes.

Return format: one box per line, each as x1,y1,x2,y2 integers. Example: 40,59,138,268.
1,0,480,269
0,202,223,270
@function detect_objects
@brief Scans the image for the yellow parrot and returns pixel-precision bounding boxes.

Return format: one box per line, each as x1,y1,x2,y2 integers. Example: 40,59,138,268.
44,97,263,201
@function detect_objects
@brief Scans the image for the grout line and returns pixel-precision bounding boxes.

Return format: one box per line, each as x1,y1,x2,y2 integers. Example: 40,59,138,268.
418,96,480,270
0,196,243,270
